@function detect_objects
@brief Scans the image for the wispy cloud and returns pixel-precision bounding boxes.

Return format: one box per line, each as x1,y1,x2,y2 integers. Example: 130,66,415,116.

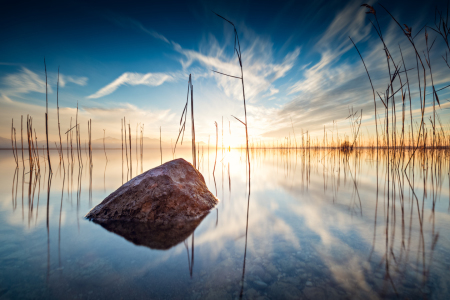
106,14,300,104
264,87,279,97
1,67,89,98
269,0,450,139
95,4,449,142
3,67,51,94
82,102,176,126
106,14,170,44
265,0,390,136
87,72,177,99
104,16,303,140
0,93,14,104
127,19,170,44
288,0,371,96
176,32,300,103
59,74,88,87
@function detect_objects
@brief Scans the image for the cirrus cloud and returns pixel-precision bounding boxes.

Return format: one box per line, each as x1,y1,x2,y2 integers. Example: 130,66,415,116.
2,67,89,97
3,67,51,94
87,72,177,99
59,74,88,87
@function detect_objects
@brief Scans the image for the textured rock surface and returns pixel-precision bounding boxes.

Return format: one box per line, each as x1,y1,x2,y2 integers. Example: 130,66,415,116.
85,158,218,223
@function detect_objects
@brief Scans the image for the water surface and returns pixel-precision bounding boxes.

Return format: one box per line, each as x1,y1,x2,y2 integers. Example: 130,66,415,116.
1,148,449,299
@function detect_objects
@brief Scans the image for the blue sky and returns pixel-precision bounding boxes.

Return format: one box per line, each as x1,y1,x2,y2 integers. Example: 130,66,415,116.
1,0,449,146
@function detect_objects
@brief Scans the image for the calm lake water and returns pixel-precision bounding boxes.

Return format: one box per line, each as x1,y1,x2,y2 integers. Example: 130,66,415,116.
1,148,449,299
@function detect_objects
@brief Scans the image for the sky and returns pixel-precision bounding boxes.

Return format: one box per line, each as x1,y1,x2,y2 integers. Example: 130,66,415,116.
1,0,449,147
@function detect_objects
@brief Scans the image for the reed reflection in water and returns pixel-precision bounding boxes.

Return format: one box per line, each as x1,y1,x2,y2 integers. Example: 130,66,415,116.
0,147,449,299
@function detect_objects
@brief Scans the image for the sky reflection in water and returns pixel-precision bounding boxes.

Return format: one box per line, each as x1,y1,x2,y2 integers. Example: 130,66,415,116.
0,148,449,299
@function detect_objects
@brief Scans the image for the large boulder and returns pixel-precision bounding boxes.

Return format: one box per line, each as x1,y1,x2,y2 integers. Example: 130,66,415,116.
85,158,218,224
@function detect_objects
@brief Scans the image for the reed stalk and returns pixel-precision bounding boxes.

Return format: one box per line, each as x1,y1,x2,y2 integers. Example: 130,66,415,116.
70,118,73,163
129,123,132,178
57,68,64,169
11,119,17,167
21,115,24,168
103,129,107,161
136,124,138,167
174,74,196,166
399,46,415,152
76,103,81,168
424,28,439,149
34,128,40,170
26,116,32,169
349,37,379,150
141,124,144,172
121,119,123,183
213,121,218,175
124,118,129,180
190,77,196,168
222,116,223,155
160,126,162,165
89,119,92,167
377,4,428,167
13,122,19,167
44,59,51,173
213,12,250,172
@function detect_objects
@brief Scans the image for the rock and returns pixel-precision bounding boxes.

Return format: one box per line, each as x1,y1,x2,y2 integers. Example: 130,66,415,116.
86,158,218,223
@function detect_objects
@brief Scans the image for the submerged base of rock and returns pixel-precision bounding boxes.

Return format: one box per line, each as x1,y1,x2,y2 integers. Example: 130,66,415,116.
85,158,218,224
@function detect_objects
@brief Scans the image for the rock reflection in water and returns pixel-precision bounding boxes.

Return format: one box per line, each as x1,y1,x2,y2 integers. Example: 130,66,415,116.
91,214,207,250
